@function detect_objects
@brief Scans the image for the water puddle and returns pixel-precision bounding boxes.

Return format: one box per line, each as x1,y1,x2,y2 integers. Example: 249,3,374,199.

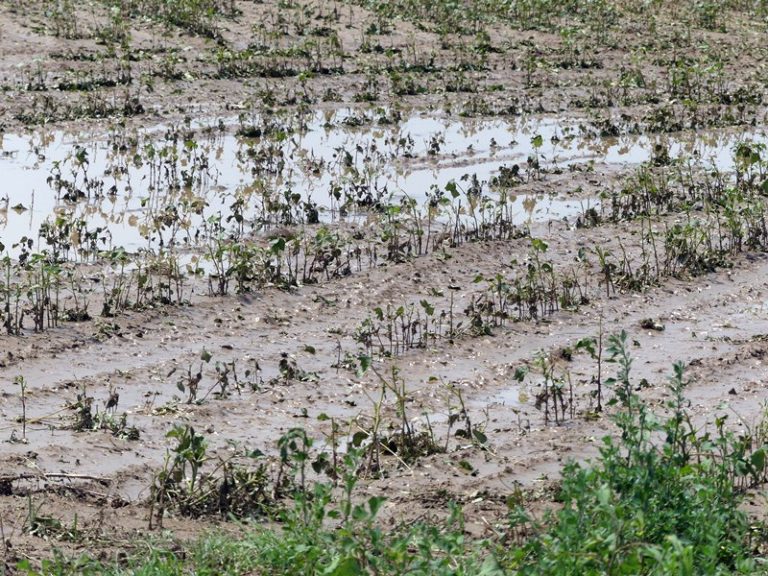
0,109,765,260
488,387,520,407
746,300,768,317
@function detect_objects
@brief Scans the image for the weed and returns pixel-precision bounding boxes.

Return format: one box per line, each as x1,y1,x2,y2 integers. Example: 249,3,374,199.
508,332,766,574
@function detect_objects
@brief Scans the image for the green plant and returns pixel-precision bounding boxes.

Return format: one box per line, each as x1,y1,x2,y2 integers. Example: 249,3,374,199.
508,332,764,575
362,361,443,465
149,424,209,528
14,375,28,443
575,318,605,412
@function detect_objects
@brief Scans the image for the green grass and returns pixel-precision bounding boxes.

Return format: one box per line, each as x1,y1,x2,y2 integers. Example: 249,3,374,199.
505,334,765,575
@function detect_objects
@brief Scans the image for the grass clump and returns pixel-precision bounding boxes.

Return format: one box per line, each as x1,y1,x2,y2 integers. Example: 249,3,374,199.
507,331,764,575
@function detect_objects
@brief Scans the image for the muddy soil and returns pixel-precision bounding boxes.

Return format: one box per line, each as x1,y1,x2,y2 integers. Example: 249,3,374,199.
2,0,768,566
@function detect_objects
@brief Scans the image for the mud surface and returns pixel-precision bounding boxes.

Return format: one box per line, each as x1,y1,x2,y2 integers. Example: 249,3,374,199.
2,0,768,565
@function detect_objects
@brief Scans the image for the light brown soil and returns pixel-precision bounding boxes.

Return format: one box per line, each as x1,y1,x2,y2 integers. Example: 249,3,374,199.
1,0,768,567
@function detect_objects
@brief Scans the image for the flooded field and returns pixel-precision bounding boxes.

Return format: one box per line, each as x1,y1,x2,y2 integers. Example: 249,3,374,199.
2,0,768,573
2,113,766,255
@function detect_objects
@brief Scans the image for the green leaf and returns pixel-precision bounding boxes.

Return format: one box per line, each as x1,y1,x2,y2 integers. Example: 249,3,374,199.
357,355,371,376
751,448,766,472
368,495,387,517
352,504,368,521
270,237,286,254
312,453,329,473
473,429,488,445
351,431,368,447
324,556,362,576
596,484,612,506
201,349,212,363
478,556,506,576
575,337,597,358
531,238,548,253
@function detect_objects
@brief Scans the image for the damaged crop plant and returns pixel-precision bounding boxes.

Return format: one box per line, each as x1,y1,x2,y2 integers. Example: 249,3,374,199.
15,338,768,575
3,0,768,574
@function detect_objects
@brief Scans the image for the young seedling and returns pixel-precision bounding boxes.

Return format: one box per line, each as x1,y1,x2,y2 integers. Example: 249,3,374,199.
14,376,27,443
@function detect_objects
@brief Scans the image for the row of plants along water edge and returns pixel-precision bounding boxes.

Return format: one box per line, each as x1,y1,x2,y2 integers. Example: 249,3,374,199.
2,111,768,336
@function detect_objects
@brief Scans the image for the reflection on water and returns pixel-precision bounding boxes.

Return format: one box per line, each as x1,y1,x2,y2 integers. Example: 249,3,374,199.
0,109,765,259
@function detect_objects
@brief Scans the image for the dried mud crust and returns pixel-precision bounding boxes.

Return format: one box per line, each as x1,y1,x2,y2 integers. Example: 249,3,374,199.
1,0,768,565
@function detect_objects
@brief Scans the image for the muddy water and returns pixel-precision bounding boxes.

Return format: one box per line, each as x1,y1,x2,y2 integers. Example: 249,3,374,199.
0,110,766,258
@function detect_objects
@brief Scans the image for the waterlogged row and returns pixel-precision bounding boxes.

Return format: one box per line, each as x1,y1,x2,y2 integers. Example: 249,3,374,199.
1,139,768,338
0,110,766,334
1,108,765,260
